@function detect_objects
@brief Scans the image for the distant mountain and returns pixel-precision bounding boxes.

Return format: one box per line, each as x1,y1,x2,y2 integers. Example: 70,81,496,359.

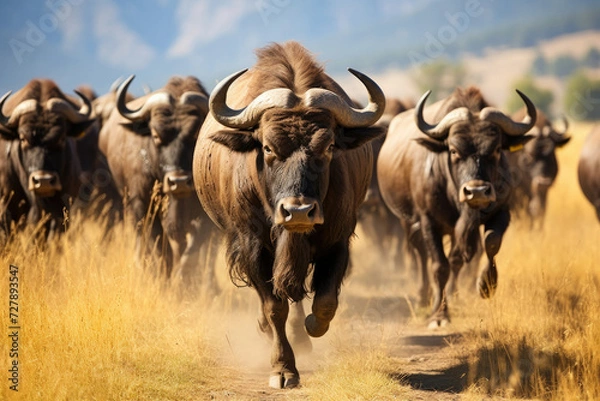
300,0,600,73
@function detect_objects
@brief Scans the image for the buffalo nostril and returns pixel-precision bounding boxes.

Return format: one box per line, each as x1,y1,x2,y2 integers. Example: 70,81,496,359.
50,177,56,186
464,187,472,197
485,187,492,196
280,204,291,219
307,204,316,218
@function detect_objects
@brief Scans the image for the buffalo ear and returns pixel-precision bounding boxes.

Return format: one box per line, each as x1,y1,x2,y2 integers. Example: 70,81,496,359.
119,120,151,136
0,125,17,140
502,133,535,151
68,119,97,138
414,137,447,153
336,126,385,150
210,130,261,152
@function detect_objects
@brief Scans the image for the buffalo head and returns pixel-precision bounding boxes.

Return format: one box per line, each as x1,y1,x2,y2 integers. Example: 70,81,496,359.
0,84,95,198
415,89,537,210
208,68,385,233
512,111,570,220
116,75,208,198
520,114,570,186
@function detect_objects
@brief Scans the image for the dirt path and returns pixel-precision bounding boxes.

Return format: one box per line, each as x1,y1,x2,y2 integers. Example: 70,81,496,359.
207,281,481,401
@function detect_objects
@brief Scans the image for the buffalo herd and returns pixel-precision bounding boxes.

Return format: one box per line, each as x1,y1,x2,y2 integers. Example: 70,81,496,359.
2,41,597,388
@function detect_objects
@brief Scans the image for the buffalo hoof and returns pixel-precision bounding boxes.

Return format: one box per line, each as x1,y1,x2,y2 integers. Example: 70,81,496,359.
269,373,300,389
427,317,450,330
305,314,329,338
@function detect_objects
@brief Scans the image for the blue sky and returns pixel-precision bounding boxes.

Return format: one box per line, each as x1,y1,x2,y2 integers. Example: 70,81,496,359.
0,0,429,97
0,0,596,99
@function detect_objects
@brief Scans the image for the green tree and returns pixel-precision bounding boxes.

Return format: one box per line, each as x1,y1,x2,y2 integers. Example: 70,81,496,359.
412,59,467,102
506,75,554,116
564,71,600,121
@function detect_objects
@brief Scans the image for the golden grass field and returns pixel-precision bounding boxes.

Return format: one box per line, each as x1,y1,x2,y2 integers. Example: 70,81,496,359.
1,122,599,401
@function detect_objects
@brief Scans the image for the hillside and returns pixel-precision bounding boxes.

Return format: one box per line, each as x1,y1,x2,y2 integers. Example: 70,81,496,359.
334,30,600,116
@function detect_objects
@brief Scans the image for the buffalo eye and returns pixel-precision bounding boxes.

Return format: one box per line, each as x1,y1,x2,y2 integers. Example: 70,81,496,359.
150,125,162,145
488,145,502,161
327,143,335,154
450,148,460,158
263,145,273,155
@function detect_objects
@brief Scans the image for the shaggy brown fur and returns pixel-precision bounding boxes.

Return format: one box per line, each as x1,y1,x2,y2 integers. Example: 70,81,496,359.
378,86,535,326
0,79,94,239
578,124,600,221
99,75,214,280
250,42,329,96
507,107,570,227
438,86,489,117
162,76,208,99
193,41,384,387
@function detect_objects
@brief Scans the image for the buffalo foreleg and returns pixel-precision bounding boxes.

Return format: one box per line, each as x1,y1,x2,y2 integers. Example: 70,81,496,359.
478,209,510,298
407,220,431,307
305,241,349,338
251,253,299,389
420,216,450,327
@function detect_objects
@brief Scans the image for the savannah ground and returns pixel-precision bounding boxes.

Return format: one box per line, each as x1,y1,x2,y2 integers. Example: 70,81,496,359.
1,121,599,401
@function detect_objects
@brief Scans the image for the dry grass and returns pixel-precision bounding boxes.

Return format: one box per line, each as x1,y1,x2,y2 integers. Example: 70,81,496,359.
461,121,600,400
0,122,598,401
304,346,410,401
0,219,229,401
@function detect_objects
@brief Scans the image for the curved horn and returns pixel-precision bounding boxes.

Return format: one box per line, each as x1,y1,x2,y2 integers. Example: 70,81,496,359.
303,68,385,128
180,91,209,115
1,97,39,127
117,75,170,121
548,115,570,144
73,89,92,118
480,90,537,136
0,91,12,126
109,76,124,93
46,90,93,123
414,90,470,139
210,69,298,129
552,115,569,135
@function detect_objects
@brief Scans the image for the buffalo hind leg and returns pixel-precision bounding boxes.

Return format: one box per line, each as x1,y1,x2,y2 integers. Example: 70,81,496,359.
478,209,509,298
305,241,349,338
287,300,312,354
